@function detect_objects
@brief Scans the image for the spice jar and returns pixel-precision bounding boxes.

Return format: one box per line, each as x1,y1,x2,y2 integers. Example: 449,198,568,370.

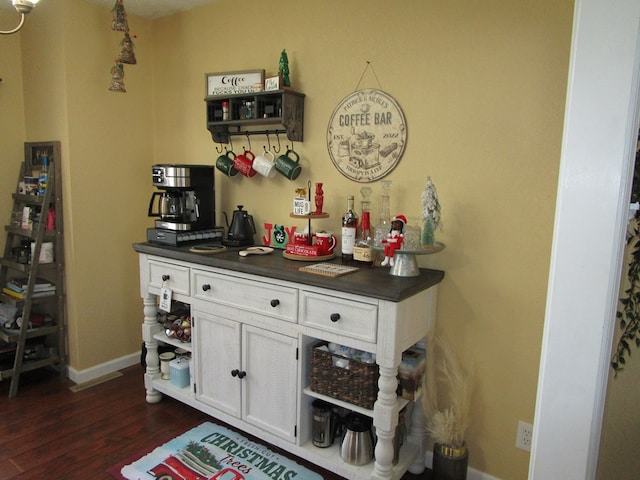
222,101,230,121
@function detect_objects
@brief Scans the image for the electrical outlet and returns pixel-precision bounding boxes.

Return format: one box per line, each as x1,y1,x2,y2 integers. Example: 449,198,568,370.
516,420,533,452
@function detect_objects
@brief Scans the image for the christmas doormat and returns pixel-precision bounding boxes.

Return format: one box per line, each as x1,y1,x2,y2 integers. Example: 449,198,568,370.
109,422,323,480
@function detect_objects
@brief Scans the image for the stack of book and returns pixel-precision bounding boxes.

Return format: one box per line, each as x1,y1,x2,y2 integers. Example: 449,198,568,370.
2,277,56,300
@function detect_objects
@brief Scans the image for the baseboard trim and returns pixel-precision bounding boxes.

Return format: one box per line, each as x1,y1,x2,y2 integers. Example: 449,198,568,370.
425,450,502,480
67,351,140,385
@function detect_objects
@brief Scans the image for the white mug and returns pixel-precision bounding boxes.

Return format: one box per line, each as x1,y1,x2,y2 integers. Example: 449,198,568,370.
253,150,276,178
293,197,311,215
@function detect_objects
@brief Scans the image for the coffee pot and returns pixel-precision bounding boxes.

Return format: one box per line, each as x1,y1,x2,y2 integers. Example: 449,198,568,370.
224,205,256,247
340,412,374,466
148,190,199,224
150,191,183,221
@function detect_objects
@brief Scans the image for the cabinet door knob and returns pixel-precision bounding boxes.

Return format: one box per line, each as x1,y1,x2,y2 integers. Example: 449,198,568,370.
231,369,239,377
238,371,246,379
202,284,211,291
330,313,341,322
162,274,170,281
270,299,280,307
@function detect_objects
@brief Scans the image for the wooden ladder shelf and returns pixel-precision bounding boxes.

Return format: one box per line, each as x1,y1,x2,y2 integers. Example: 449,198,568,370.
0,141,66,398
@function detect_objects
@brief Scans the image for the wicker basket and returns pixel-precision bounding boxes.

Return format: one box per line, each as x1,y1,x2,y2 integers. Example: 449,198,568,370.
309,342,379,409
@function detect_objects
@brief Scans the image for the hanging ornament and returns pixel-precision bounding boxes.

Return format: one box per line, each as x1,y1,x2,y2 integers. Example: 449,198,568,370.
111,0,128,32
117,31,137,65
108,62,126,93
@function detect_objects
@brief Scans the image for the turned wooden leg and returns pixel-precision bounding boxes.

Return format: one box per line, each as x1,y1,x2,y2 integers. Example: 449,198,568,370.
407,400,427,474
142,294,162,404
371,365,401,480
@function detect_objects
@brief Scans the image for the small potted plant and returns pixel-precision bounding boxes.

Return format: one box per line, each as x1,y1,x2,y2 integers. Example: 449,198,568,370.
425,335,474,480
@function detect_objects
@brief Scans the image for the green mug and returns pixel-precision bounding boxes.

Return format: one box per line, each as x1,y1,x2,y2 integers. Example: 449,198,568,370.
275,149,302,180
216,150,238,177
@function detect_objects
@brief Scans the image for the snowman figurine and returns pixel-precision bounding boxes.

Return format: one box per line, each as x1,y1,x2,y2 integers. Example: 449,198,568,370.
381,214,406,267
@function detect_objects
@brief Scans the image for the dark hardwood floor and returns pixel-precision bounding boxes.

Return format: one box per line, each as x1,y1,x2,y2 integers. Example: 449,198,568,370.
0,365,430,480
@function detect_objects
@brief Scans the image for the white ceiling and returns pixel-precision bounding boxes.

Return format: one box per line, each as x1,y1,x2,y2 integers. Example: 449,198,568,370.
86,0,220,19
0,0,220,20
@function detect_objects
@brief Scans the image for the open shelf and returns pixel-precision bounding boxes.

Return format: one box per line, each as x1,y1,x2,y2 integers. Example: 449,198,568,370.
153,331,192,352
205,90,304,143
303,386,410,419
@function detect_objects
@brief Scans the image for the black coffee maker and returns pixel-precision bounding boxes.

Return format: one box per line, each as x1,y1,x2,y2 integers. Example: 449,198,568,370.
147,165,223,245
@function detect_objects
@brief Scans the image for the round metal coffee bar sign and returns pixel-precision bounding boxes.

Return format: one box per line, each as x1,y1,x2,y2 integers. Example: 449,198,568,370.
327,89,406,183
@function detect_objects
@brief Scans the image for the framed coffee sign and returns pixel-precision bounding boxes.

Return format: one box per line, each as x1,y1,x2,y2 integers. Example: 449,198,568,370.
205,70,265,96
326,89,407,183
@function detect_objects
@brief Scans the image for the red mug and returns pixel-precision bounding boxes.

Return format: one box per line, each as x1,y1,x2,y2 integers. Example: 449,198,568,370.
233,150,256,177
294,232,310,245
315,232,336,255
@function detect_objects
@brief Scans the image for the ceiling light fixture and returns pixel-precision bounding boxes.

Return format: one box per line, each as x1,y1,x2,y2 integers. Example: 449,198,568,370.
1,0,40,35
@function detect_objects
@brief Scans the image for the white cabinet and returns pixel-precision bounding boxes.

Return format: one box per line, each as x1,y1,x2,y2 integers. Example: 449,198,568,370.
193,309,240,415
242,324,297,442
193,308,298,443
134,247,443,480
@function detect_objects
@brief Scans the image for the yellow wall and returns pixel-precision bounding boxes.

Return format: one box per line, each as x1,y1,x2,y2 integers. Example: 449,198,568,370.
153,2,572,478
0,17,26,253
3,0,576,478
2,0,154,369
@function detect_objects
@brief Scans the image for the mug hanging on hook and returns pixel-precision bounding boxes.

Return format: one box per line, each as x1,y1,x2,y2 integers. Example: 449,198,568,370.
286,140,295,153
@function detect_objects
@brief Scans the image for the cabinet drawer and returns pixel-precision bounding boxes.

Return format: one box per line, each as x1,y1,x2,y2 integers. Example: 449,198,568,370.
300,291,377,342
192,269,298,323
148,260,190,296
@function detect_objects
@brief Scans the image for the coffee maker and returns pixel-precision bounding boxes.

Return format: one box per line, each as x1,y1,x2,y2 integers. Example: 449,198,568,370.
146,164,223,246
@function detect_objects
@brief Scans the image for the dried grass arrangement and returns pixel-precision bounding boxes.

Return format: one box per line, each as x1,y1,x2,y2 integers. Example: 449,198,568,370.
425,334,474,449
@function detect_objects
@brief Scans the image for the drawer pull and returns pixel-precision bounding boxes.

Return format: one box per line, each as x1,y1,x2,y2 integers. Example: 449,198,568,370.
330,313,341,322
202,284,211,291
161,274,170,281
270,299,280,307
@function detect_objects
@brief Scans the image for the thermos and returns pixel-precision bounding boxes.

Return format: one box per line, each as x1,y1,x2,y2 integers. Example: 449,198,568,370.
312,400,336,448
340,412,374,465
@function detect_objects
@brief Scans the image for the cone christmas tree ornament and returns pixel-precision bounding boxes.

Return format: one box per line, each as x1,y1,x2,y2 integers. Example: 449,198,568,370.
111,0,128,32
117,31,137,65
108,62,126,93
279,49,291,87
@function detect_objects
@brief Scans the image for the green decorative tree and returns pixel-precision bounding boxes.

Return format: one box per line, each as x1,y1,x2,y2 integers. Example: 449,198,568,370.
279,49,291,87
421,176,442,245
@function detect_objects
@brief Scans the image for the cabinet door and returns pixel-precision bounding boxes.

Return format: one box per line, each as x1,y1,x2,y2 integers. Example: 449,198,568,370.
193,309,241,417
242,325,298,443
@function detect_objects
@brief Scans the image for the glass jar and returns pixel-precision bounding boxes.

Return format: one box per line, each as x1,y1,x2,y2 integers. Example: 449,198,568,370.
373,180,392,247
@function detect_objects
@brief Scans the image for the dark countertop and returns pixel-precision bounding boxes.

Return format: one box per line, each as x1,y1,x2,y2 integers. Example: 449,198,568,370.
133,242,444,303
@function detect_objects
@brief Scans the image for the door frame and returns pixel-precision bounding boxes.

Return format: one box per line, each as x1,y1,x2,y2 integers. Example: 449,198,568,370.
531,0,640,478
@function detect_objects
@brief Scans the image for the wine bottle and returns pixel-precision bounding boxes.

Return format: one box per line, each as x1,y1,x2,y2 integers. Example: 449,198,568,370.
354,187,373,267
341,195,358,264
